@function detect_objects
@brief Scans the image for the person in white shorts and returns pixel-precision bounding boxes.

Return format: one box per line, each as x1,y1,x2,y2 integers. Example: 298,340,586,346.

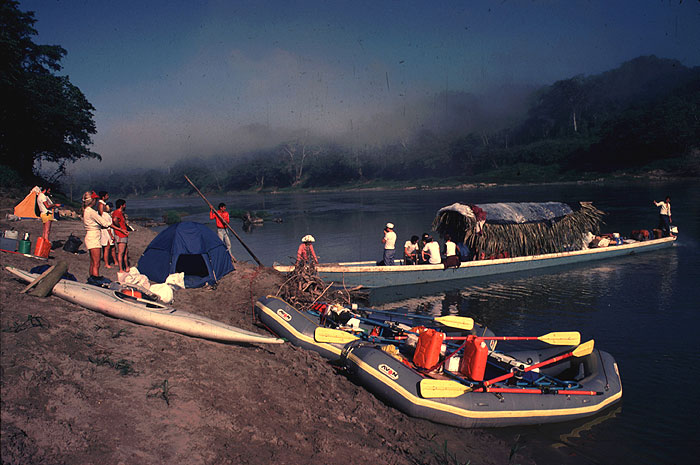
82,192,113,280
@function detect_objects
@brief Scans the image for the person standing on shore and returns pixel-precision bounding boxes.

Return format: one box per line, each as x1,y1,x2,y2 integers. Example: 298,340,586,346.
381,222,396,266
210,203,234,260
111,199,130,272
37,187,60,240
82,191,112,281
653,196,672,237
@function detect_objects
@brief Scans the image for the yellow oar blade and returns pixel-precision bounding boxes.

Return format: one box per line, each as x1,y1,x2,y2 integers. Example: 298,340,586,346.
433,316,474,330
314,327,360,344
537,331,581,346
419,379,473,398
572,339,595,357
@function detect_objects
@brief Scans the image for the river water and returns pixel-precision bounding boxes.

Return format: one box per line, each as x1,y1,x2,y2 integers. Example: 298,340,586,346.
126,181,699,465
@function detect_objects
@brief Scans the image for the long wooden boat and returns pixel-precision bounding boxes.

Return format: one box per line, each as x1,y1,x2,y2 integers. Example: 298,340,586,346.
274,236,676,288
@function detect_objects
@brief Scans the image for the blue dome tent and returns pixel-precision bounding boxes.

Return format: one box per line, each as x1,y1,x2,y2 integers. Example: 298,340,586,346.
137,222,234,288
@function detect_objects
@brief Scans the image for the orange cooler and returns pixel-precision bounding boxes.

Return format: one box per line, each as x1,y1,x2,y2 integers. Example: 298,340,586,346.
459,335,489,381
413,329,445,369
34,236,50,258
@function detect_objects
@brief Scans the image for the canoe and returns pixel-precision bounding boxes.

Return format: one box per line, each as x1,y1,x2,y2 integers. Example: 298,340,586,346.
254,295,493,360
274,236,677,288
343,342,622,428
5,266,284,344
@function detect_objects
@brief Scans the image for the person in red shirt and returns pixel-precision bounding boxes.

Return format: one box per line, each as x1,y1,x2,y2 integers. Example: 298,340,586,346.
111,199,130,272
296,235,318,265
210,203,234,260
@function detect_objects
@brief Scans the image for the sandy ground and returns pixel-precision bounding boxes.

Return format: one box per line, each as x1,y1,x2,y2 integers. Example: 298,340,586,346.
0,200,533,464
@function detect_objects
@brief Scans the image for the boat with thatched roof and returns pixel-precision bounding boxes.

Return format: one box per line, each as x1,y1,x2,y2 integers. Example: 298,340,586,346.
273,202,677,289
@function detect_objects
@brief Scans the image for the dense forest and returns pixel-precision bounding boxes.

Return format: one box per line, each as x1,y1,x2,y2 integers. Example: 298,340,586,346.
20,56,700,197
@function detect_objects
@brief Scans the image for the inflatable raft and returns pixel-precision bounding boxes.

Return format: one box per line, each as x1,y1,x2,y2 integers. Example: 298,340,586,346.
342,342,622,428
254,295,492,360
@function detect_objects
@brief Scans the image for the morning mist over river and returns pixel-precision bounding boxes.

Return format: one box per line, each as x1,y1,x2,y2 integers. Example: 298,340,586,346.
124,180,700,465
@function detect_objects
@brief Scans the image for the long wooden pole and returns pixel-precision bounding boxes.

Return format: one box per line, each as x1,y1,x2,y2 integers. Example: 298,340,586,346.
184,175,263,266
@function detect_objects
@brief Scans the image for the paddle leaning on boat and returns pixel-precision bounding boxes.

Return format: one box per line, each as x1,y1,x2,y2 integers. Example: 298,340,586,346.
255,296,622,427
273,201,677,289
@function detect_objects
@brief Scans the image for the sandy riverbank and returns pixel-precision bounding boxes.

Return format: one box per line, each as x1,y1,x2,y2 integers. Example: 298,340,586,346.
0,200,533,464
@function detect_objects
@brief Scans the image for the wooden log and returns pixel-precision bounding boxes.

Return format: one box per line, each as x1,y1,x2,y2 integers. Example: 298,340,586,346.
20,265,56,293
28,261,69,298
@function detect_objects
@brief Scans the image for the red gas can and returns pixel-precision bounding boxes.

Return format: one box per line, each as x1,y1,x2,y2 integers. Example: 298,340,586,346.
412,328,445,370
33,236,50,258
459,335,489,381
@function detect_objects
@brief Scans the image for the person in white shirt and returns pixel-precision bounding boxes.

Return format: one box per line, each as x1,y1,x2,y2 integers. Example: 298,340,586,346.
653,196,672,237
82,191,113,280
37,187,60,240
442,233,460,268
422,236,441,264
403,235,419,265
381,222,397,266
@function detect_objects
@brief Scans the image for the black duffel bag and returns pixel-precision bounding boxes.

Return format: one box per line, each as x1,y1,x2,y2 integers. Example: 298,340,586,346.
63,234,82,253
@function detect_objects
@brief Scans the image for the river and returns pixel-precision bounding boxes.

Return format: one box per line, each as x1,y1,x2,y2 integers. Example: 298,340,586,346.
125,180,699,465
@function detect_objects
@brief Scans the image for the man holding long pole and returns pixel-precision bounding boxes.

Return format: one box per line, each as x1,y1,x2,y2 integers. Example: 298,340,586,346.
210,203,235,261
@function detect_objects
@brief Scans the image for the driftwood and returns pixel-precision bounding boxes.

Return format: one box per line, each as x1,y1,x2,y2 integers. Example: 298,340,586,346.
276,260,367,310
27,262,68,298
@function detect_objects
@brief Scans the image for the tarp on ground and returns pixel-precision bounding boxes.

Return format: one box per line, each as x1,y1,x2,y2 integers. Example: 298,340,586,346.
432,202,605,258
137,221,234,288
13,186,42,219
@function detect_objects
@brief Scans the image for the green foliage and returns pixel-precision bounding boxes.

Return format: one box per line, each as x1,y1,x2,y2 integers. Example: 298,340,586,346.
0,165,25,188
163,210,184,224
0,1,99,179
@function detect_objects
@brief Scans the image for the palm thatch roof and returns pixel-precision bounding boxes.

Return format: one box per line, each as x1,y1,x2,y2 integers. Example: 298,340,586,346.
432,202,605,258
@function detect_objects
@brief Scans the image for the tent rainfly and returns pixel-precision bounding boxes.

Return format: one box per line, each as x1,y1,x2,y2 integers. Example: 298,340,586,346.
13,186,42,219
432,201,605,258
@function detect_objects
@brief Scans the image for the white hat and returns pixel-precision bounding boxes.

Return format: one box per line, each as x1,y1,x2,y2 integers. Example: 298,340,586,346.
301,235,315,243
386,222,394,229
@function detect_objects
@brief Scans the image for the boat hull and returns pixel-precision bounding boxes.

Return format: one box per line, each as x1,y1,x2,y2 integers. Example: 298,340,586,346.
275,236,676,288
343,344,623,428
6,266,283,344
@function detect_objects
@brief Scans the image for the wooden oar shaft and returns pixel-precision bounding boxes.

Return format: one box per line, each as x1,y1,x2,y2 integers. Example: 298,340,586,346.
184,175,262,266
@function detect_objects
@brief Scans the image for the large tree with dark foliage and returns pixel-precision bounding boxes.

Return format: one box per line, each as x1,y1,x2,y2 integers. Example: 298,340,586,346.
0,0,99,179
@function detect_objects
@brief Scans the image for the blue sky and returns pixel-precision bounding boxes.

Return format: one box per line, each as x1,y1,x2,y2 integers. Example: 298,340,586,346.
19,0,700,170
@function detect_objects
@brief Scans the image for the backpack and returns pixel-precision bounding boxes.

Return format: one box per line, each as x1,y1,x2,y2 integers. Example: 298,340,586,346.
63,234,82,253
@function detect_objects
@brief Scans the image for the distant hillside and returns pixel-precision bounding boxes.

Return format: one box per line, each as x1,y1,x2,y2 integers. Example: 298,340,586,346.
67,55,700,196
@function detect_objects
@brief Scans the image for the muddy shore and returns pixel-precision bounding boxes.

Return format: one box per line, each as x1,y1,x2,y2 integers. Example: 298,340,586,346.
0,198,533,464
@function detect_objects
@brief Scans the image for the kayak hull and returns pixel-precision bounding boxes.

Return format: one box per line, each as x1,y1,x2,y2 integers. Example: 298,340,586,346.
6,266,283,344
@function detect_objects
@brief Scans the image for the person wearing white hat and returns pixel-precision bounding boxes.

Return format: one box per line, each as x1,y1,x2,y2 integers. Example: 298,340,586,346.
296,234,318,265
381,222,397,266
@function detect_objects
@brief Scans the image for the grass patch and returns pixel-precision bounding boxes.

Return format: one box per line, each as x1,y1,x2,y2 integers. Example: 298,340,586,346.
2,315,49,333
88,355,137,376
147,379,174,406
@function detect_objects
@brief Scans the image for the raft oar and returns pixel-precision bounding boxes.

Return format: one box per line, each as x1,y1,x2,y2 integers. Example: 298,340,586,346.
419,379,601,398
314,327,360,344
483,340,595,387
419,340,595,398
443,332,581,346
359,309,474,331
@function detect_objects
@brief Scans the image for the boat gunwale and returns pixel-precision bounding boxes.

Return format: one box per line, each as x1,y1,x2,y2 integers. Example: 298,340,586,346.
274,236,677,273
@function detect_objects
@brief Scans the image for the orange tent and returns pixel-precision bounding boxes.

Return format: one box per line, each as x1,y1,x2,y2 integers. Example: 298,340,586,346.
13,186,41,219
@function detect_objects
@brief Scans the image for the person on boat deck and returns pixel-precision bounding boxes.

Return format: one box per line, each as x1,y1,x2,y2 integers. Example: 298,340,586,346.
296,235,318,265
417,233,430,264
403,235,420,265
421,236,442,265
653,196,672,237
210,203,234,260
82,191,113,281
37,187,61,241
381,222,397,266
442,233,460,268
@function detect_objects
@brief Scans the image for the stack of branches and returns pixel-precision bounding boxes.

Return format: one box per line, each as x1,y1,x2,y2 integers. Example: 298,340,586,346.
276,260,367,309
433,202,605,258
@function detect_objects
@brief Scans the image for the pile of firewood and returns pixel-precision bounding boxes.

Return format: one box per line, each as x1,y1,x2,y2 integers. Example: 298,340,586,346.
276,260,367,309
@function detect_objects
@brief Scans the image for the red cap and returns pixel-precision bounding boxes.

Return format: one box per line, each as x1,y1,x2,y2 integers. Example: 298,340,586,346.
90,191,99,199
